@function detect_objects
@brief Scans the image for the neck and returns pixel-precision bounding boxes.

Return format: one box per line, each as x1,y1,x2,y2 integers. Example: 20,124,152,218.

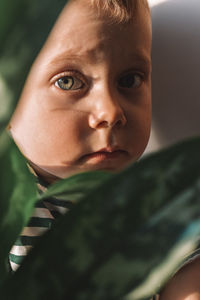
28,160,60,184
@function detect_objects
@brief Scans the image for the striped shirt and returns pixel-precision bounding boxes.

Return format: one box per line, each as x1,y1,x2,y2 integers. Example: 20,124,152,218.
9,174,72,271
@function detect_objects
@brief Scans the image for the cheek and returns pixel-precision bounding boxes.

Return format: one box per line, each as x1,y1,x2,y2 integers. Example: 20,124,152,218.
41,110,89,156
35,91,90,144
126,94,151,159
15,104,89,165
41,110,87,141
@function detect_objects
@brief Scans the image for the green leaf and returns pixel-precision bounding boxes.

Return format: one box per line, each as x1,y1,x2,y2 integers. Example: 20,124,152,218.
2,137,200,299
0,132,38,284
0,0,69,133
41,171,112,203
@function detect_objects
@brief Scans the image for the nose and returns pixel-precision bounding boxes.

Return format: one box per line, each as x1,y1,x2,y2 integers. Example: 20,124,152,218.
88,90,127,130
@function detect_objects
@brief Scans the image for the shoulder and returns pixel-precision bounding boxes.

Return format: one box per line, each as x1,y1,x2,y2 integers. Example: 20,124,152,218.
159,255,200,299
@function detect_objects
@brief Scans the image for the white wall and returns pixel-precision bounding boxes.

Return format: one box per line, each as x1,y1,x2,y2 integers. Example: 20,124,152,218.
146,0,200,153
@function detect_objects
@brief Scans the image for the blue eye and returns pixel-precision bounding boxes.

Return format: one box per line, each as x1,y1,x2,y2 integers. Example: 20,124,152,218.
55,76,84,90
118,73,143,89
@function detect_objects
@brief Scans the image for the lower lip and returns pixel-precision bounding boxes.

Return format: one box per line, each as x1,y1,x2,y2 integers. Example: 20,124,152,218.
82,150,128,163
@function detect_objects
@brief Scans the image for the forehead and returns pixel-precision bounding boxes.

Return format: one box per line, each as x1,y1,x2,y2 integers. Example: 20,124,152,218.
34,0,151,70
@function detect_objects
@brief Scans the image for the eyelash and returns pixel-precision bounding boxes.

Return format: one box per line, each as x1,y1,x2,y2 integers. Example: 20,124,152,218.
52,70,145,92
117,72,144,89
52,70,87,91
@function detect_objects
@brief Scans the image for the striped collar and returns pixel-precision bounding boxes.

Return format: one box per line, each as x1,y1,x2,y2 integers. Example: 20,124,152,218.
9,168,72,272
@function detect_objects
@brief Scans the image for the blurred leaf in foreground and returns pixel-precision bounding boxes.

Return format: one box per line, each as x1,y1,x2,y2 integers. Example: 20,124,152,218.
0,132,109,286
1,137,200,299
0,0,69,134
0,132,37,283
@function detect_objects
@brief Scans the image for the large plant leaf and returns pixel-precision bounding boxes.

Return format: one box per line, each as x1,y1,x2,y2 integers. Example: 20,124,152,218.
1,137,200,299
0,132,37,284
0,0,69,135
0,133,110,286
41,171,112,203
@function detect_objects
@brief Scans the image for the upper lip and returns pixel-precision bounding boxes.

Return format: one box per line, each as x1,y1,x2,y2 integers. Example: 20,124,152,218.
94,147,126,153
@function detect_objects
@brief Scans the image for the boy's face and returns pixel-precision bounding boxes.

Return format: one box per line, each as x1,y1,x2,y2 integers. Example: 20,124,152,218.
10,0,152,182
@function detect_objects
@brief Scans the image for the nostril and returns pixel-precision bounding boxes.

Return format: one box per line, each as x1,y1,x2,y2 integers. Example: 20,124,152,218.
96,120,110,129
88,100,127,129
120,114,127,126
89,111,127,129
98,117,126,129
115,119,124,128
113,115,127,128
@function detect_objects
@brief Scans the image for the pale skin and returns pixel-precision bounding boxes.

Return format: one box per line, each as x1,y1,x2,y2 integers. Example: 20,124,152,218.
157,256,200,300
10,0,152,183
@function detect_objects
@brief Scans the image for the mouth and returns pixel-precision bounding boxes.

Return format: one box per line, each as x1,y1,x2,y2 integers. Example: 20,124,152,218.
79,147,129,164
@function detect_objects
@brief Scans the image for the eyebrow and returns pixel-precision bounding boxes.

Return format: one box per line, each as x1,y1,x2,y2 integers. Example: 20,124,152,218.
48,52,152,71
48,53,95,67
129,54,152,71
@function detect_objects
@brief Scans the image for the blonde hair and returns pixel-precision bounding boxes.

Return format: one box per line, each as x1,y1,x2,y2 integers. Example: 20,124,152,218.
90,0,150,23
